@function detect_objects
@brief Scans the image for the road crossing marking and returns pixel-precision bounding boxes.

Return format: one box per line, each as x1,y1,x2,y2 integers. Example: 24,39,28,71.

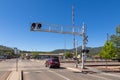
24,71,43,74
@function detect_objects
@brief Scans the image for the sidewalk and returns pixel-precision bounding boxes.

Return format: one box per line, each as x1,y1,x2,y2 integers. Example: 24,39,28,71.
65,63,102,73
66,67,96,73
7,70,21,80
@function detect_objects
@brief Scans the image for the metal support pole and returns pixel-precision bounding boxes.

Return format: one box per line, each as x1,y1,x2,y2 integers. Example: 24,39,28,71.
64,34,66,60
72,5,75,51
16,56,18,71
14,48,19,71
81,23,87,69
75,40,78,68
81,45,85,69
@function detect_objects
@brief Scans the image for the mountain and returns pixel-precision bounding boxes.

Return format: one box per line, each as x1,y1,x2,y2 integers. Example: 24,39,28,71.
0,45,102,56
51,46,102,55
0,45,13,50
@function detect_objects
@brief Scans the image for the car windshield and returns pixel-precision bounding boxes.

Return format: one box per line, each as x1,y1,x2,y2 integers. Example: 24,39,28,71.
52,58,59,62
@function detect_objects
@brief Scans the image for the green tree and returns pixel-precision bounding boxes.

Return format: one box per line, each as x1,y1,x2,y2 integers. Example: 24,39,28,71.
110,25,120,60
116,25,120,34
99,41,115,69
32,52,39,59
99,41,115,59
64,52,73,59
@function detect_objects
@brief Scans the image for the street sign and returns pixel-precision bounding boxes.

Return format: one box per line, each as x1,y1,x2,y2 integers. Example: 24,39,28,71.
14,48,19,54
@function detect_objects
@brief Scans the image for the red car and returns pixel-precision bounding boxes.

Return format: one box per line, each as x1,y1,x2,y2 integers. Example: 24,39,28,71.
45,57,60,68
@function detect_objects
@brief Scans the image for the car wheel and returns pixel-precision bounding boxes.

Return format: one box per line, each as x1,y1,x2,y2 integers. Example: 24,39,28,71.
57,66,60,68
48,65,51,68
45,64,47,67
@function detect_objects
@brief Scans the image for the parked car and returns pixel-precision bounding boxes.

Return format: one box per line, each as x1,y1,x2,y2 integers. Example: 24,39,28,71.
45,57,60,68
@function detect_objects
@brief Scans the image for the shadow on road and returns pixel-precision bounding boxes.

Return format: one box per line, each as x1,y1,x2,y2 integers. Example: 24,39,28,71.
73,71,97,74
50,67,66,69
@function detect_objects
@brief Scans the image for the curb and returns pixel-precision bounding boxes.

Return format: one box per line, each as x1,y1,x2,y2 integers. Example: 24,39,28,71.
6,71,13,80
6,71,21,80
66,67,98,73
21,71,23,80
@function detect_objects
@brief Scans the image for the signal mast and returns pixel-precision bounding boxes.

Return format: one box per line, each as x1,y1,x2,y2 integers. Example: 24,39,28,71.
30,5,89,69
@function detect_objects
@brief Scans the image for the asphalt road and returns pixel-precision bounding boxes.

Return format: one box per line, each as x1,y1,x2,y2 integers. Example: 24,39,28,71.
0,59,120,80
23,67,120,80
21,59,120,80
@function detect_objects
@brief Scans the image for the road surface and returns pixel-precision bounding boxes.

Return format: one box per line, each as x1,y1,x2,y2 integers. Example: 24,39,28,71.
0,59,120,80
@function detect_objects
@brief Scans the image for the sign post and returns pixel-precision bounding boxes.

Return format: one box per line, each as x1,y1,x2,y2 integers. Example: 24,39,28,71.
14,48,19,71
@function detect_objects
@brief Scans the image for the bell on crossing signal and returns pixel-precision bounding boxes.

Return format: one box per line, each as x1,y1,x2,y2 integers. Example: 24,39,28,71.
31,23,36,31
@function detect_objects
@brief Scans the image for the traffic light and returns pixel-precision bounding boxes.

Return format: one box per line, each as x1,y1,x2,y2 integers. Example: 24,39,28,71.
30,23,42,31
81,49,89,53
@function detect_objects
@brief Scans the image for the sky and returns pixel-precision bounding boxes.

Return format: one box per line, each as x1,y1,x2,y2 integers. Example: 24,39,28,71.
0,0,120,52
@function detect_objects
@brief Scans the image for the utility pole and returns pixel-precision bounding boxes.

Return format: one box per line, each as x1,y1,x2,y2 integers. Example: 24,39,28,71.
72,5,76,57
107,33,109,41
64,34,66,59
72,5,77,67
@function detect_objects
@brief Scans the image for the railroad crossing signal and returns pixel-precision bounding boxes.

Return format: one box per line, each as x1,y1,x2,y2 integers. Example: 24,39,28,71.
30,5,88,69
30,22,83,36
30,22,88,69
31,23,42,31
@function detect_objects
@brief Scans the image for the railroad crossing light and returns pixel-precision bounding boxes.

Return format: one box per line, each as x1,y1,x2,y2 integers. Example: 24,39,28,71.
86,49,89,53
37,23,42,29
30,23,42,31
31,23,36,31
81,49,89,53
81,49,85,53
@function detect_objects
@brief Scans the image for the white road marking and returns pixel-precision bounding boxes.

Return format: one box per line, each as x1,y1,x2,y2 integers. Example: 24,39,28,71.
66,67,82,72
48,70,71,80
24,72,30,74
24,71,43,74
